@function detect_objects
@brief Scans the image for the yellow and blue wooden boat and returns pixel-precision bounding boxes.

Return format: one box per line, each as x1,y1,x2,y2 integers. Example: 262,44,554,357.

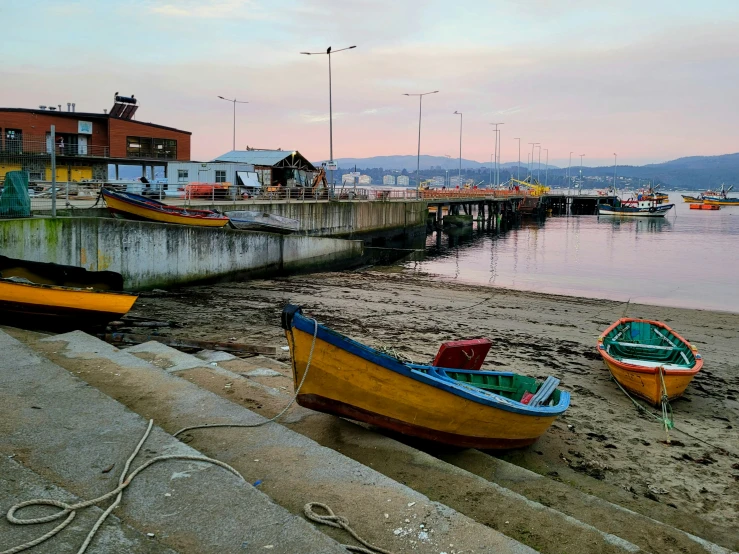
597,318,702,406
282,305,570,449
0,256,137,330
102,189,230,227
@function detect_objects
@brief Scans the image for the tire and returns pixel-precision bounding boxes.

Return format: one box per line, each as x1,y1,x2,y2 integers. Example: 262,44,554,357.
648,207,656,213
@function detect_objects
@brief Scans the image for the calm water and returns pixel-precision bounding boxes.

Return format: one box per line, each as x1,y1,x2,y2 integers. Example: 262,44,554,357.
401,193,739,313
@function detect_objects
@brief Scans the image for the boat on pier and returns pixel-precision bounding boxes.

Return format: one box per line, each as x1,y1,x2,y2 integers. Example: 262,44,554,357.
282,305,570,449
0,256,137,329
102,189,230,227
597,318,702,405
225,210,300,233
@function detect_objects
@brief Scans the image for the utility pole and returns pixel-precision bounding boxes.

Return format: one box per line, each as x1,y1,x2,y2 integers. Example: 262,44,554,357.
544,148,549,187
217,96,249,151
454,111,463,187
568,152,573,194
514,137,521,182
490,123,503,186
579,154,585,195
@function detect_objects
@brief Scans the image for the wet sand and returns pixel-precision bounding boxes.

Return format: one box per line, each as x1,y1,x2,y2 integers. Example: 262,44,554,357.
131,270,739,528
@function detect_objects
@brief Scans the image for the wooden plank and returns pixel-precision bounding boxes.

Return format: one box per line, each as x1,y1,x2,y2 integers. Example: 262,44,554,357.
609,341,674,351
102,332,277,356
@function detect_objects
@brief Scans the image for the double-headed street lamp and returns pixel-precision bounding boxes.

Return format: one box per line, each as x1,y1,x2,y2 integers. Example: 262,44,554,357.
217,96,249,151
404,91,439,190
490,123,503,187
453,111,462,187
300,45,357,186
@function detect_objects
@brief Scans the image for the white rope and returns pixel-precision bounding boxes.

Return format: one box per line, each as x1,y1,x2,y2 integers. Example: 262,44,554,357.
304,503,396,554
2,420,244,554
173,318,319,437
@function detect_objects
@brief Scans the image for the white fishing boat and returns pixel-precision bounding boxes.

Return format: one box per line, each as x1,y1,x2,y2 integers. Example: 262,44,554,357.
598,185,674,217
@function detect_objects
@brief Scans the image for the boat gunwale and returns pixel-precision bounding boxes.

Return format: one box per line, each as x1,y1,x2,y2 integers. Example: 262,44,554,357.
290,310,570,417
102,189,229,221
597,317,702,376
0,278,137,298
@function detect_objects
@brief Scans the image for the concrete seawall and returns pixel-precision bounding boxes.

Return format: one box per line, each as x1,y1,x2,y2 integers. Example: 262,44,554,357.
190,200,428,238
0,217,363,289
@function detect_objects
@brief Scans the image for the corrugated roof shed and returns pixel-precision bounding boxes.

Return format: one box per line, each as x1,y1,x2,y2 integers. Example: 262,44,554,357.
212,150,315,170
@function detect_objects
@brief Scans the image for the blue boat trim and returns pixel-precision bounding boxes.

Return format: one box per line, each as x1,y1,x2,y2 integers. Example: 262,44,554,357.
290,311,570,417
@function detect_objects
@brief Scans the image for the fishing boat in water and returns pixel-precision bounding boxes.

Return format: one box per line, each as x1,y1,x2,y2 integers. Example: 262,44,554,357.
598,185,674,218
703,184,738,205
597,318,702,405
681,194,704,203
102,189,230,227
282,305,570,449
225,211,300,233
0,256,138,329
689,203,720,210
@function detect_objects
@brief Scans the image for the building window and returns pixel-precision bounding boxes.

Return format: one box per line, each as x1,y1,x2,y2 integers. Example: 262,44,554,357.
5,129,23,154
215,170,227,183
126,137,177,159
177,169,189,182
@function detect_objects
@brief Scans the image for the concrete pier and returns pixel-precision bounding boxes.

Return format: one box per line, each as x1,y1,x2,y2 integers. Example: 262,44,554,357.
0,217,363,289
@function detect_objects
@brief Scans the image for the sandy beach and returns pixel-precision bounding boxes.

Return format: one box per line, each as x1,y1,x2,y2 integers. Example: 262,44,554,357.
131,269,739,529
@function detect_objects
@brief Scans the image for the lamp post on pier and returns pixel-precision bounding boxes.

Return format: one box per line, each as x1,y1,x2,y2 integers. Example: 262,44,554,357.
217,96,249,151
528,143,538,180
490,123,503,186
579,154,585,195
404,90,439,190
544,148,549,187
514,137,521,182
300,45,357,188
454,111,463,188
568,152,573,194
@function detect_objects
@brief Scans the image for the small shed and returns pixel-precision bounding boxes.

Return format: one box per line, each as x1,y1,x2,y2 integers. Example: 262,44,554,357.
212,149,316,188
166,161,258,189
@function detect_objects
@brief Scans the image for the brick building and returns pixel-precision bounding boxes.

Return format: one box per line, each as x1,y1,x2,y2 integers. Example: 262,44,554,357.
0,97,191,182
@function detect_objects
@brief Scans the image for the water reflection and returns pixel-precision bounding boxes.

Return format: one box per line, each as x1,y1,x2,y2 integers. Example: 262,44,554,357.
399,193,739,312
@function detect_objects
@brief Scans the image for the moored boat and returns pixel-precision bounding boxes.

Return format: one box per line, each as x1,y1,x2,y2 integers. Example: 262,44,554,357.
282,305,570,449
597,318,702,405
598,201,673,217
225,210,300,233
689,203,720,210
703,197,739,206
0,256,138,330
102,189,230,227
681,195,703,203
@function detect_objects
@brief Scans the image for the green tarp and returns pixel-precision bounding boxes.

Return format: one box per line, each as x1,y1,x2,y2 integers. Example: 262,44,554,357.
0,171,31,218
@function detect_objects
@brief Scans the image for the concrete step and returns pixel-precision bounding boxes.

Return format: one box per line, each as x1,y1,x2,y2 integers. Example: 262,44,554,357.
122,342,739,554
0,456,180,554
30,331,539,554
0,329,348,554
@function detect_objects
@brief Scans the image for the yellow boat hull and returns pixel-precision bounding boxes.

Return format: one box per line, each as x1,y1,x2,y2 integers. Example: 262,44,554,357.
601,358,696,405
105,194,229,227
703,199,739,206
286,324,560,449
0,280,137,328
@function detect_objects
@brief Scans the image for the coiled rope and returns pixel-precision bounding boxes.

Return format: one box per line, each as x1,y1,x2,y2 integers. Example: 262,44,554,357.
2,420,244,554
173,318,318,437
304,503,395,554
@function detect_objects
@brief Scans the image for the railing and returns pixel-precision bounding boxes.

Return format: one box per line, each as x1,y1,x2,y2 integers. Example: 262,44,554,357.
0,138,109,158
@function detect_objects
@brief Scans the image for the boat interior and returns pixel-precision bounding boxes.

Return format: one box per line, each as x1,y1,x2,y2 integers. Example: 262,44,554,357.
0,256,123,290
602,320,696,369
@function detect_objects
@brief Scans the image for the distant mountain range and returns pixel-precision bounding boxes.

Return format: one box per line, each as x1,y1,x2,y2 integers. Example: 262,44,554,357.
326,153,739,188
324,155,559,171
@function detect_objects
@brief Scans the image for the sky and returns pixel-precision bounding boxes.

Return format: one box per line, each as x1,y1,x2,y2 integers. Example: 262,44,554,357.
2,0,739,167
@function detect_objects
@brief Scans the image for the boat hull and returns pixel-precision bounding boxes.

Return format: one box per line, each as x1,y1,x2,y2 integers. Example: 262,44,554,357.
598,204,673,217
0,280,137,329
681,195,703,203
689,204,720,210
103,190,229,227
597,318,701,406
703,198,739,206
599,357,698,405
285,312,567,449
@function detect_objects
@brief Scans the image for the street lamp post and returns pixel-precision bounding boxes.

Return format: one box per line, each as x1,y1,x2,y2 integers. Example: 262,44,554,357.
490,153,493,186
404,91,439,190
454,111,462,188
301,45,357,188
544,148,549,187
528,143,536,179
217,96,249,151
490,123,503,186
536,144,541,183
613,153,618,194
514,138,521,182
579,154,585,195
568,152,573,194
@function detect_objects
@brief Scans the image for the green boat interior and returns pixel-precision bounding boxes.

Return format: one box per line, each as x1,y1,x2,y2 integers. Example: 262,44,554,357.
412,366,562,404
602,320,696,369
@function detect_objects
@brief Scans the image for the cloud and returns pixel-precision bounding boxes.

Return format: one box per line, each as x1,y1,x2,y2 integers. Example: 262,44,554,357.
146,0,272,20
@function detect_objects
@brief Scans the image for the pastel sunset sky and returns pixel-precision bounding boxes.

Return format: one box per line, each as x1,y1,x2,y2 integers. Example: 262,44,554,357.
3,0,738,167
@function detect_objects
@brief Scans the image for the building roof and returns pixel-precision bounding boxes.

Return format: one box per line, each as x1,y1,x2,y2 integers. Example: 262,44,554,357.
0,108,191,135
213,149,315,170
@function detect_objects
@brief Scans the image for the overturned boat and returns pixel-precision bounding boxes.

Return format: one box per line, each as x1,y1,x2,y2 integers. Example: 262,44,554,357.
282,305,570,449
225,211,300,233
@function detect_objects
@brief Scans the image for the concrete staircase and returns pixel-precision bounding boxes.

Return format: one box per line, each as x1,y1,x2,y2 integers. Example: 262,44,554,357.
3,327,737,554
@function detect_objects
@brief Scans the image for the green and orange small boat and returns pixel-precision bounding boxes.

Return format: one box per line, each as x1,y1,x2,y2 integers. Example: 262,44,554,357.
597,318,702,405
